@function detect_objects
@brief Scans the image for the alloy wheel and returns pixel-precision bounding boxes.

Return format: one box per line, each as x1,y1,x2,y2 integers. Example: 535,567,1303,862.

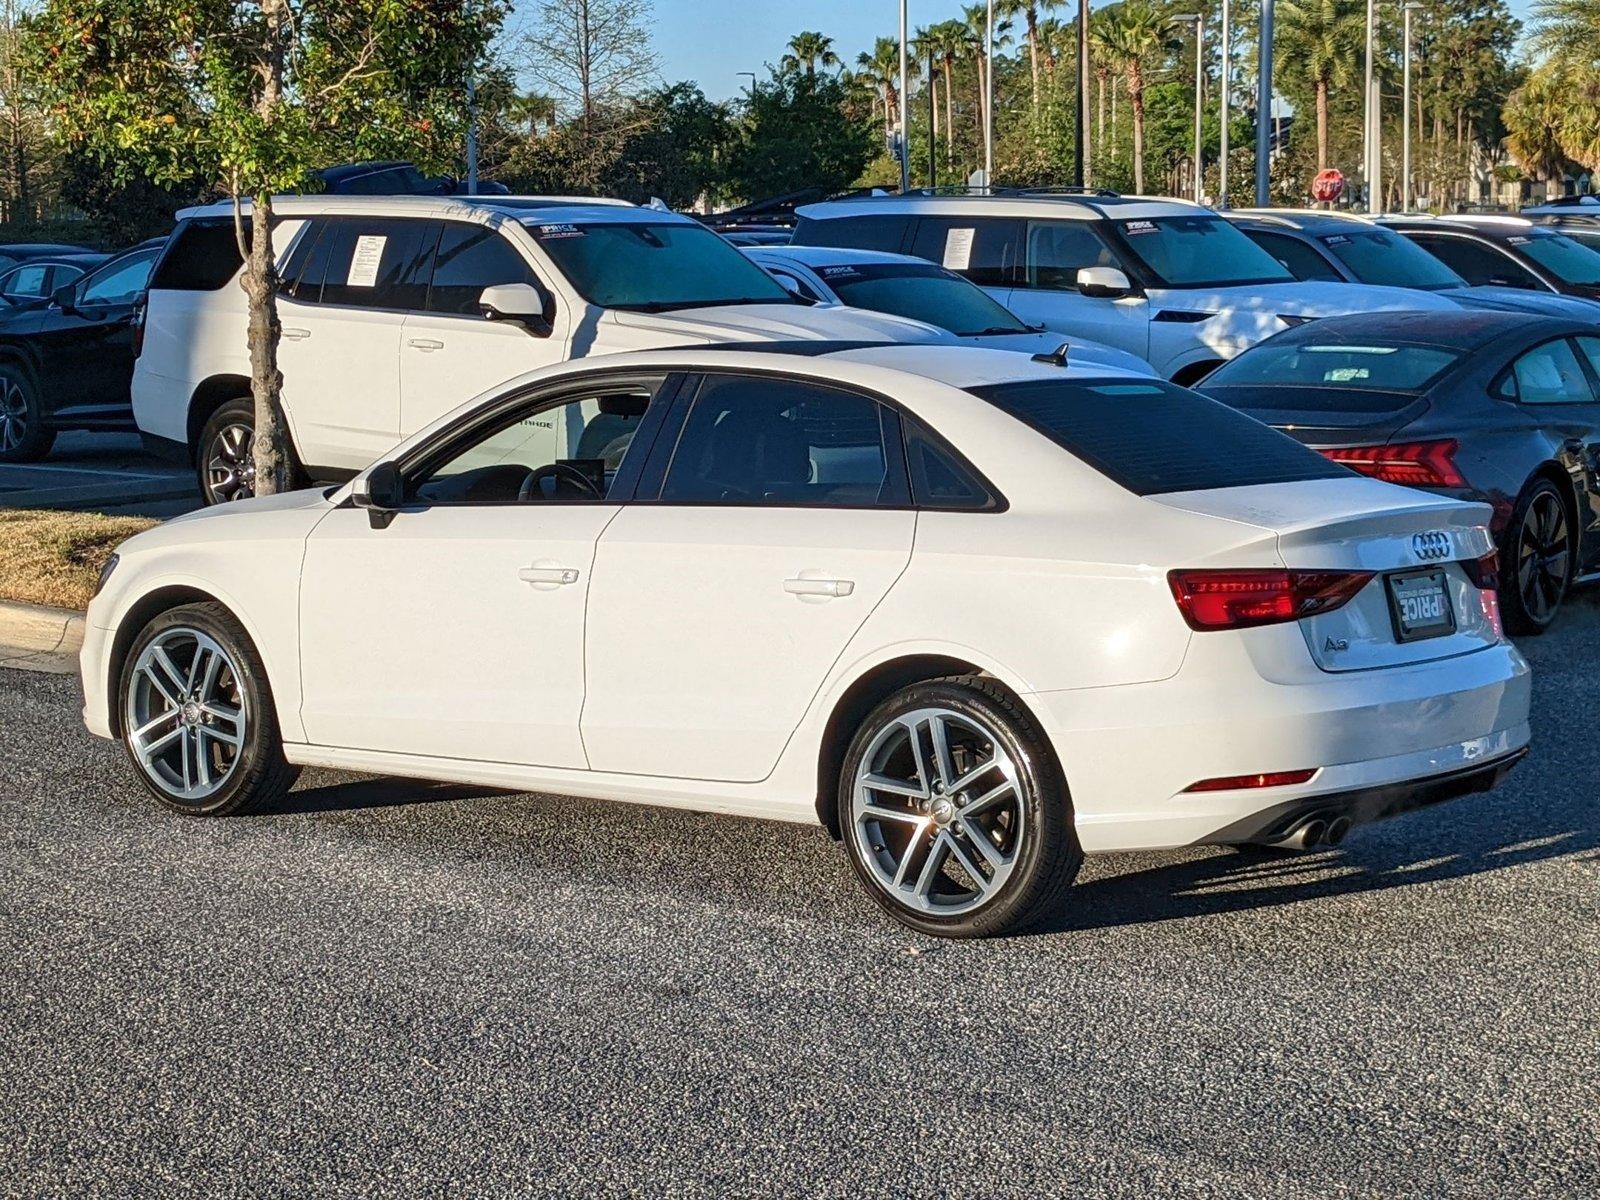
206,421,257,503
849,706,1025,917
1517,490,1569,625
123,628,249,804
0,376,27,454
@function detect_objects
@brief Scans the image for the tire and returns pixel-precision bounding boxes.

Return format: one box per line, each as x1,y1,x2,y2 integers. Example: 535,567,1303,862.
0,363,55,462
118,601,298,816
197,397,258,505
839,675,1082,938
1500,477,1572,636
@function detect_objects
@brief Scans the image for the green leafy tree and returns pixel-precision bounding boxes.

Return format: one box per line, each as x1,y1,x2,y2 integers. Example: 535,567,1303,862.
1504,65,1569,186
26,0,503,495
1276,0,1364,172
856,36,904,139
1094,0,1179,192
782,31,840,77
724,69,874,200
601,82,731,207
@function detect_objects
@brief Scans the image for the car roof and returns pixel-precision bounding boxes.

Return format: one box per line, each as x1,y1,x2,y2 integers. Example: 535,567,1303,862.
748,245,942,269
797,190,1210,223
177,193,644,227
1379,214,1558,240
1251,308,1587,350
3,252,107,269
1224,209,1380,235
0,242,96,255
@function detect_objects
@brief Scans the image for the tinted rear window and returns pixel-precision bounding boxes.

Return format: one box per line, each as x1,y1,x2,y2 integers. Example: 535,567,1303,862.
970,378,1349,496
1204,340,1462,396
148,220,246,291
792,215,912,254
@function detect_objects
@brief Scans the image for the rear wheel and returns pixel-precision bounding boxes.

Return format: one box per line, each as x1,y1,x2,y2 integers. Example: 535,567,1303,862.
1501,478,1572,635
839,676,1081,938
119,602,298,816
198,397,256,505
0,364,55,462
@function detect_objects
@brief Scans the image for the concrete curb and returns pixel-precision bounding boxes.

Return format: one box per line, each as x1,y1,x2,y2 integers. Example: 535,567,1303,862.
0,599,85,675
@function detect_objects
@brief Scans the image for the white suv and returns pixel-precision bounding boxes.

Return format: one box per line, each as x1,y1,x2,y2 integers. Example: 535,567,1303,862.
133,195,950,503
791,190,1456,384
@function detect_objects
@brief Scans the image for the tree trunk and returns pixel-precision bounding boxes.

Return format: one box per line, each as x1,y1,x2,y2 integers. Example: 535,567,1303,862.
1316,78,1329,171
248,0,293,497
1027,9,1040,111
1097,70,1106,143
942,57,956,167
1130,67,1146,193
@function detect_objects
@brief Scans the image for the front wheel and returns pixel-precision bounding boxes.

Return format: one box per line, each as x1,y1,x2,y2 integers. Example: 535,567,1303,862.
119,601,298,816
839,676,1081,938
1501,478,1572,635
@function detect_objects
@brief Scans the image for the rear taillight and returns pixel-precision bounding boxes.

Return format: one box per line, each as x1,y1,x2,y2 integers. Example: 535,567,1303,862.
131,301,146,358
1319,439,1465,488
1168,568,1375,631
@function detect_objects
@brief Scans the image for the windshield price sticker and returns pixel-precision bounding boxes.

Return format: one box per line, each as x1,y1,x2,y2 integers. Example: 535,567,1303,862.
943,227,975,270
820,265,861,279
1508,235,1530,245
1323,234,1351,246
535,223,586,239
346,235,387,287
1123,220,1158,236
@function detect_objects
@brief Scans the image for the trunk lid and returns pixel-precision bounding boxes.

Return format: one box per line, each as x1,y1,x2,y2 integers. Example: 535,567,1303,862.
1155,477,1500,672
1201,385,1429,444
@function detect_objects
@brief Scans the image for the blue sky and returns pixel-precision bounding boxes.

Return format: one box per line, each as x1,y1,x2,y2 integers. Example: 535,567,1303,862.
511,0,1537,103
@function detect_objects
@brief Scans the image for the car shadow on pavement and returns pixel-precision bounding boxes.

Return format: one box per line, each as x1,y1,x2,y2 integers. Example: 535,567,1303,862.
1039,791,1599,935
271,776,510,815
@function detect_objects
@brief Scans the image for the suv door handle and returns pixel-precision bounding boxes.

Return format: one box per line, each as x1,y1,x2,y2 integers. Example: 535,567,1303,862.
518,565,580,586
407,337,445,352
784,577,855,598
281,327,311,341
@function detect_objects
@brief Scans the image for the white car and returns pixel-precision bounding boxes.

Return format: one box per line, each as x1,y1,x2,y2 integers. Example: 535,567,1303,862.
742,244,1156,374
132,195,951,504
85,344,1530,938
791,191,1457,383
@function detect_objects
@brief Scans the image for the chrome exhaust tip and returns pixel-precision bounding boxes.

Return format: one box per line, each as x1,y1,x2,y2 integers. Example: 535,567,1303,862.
1324,816,1353,847
1268,817,1328,851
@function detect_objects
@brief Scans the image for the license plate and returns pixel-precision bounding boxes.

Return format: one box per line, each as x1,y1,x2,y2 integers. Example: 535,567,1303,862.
1386,570,1455,642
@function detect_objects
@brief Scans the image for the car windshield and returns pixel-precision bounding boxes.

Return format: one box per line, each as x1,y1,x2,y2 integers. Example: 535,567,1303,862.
1516,231,1600,286
1203,340,1463,401
1111,215,1294,288
1320,230,1464,290
524,219,794,310
816,261,1028,336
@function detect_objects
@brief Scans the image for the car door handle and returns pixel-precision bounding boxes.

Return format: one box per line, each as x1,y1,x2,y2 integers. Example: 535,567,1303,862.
518,566,580,586
407,337,445,352
281,326,311,341
784,577,855,598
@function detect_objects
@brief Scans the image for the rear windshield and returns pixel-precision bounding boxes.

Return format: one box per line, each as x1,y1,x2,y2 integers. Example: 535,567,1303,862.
970,378,1349,496
1320,230,1463,290
1203,340,1463,399
147,220,246,291
819,262,1028,335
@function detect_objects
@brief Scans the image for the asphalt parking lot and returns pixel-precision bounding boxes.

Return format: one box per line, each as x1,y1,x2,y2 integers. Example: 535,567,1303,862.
2,603,1597,1196
0,433,197,517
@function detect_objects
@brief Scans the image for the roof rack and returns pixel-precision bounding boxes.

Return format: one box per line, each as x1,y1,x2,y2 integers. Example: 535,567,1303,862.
1010,186,1123,198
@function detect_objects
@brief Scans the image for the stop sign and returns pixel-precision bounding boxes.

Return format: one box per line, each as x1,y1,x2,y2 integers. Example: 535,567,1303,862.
1312,168,1346,204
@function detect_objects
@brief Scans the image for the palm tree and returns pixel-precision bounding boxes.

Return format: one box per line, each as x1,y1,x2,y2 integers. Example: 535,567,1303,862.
1276,0,1364,172
1095,0,1178,192
921,20,969,168
1530,0,1600,62
1504,67,1568,188
1089,9,1115,146
962,3,1014,157
857,37,903,141
781,30,841,77
996,0,1059,110
1036,15,1073,77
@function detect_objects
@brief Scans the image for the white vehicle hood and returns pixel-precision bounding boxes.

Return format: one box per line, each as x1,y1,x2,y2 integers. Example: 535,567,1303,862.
963,328,1157,375
605,302,954,345
1148,280,1458,321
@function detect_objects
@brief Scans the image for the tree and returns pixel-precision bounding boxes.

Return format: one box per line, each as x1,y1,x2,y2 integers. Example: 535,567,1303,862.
1276,0,1364,172
920,21,970,169
28,1,502,495
600,83,731,208
962,3,1013,157
782,31,840,77
1095,1,1178,192
1504,65,1568,186
997,0,1058,112
724,69,874,200
856,36,903,141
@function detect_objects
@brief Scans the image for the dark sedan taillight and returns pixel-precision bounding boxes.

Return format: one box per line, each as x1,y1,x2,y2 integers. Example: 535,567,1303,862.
131,300,146,358
1318,439,1466,488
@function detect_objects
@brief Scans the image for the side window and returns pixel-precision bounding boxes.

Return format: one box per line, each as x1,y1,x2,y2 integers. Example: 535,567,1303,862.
279,220,330,301
766,267,824,303
659,374,906,507
3,264,48,296
315,218,438,310
1413,235,1539,289
1573,337,1600,387
427,223,539,316
147,220,246,291
411,378,666,504
904,418,998,511
1251,231,1342,282
792,214,912,254
907,217,1021,286
78,250,158,305
1022,219,1118,290
1509,339,1596,405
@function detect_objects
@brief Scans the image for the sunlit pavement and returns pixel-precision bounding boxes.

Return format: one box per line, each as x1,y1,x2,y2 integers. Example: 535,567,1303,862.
2,597,1596,1196
0,432,197,517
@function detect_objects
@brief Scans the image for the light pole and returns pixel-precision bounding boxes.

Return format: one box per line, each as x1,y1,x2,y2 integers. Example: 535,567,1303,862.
898,0,911,194
984,0,996,184
1174,14,1203,203
1219,0,1231,207
1402,2,1422,212
1363,0,1379,210
736,71,756,96
1255,0,1274,206
1076,0,1090,186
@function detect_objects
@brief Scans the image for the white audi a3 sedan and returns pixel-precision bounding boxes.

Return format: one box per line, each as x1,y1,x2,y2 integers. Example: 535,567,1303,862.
82,344,1532,937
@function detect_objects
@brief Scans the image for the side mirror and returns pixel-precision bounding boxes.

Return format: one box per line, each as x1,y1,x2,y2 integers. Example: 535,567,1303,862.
52,282,77,312
351,460,403,527
772,273,815,304
1077,266,1133,299
479,282,553,337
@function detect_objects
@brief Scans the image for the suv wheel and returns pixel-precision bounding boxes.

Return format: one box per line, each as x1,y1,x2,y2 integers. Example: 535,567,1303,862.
1501,477,1572,635
198,397,257,504
0,364,55,462
119,602,298,816
839,676,1081,938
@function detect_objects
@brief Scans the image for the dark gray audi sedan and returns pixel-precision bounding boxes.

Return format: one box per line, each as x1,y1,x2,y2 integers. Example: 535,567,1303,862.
1201,310,1600,633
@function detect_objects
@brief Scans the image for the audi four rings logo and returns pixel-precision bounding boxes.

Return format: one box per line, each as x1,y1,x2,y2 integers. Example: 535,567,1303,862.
1412,531,1452,561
